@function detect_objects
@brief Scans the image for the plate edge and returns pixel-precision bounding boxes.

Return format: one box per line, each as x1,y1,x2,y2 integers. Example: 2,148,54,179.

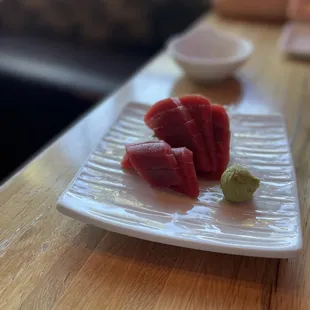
56,104,302,258
57,195,303,259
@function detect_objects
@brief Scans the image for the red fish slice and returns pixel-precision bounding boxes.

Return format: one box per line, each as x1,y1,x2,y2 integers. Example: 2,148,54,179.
170,147,199,198
121,141,199,198
125,141,181,187
200,104,230,180
179,95,216,171
144,97,210,172
145,105,192,129
121,153,132,169
121,140,162,169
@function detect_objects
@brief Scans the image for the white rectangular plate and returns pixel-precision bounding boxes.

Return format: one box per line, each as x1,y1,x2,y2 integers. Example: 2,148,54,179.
280,22,310,57
57,102,302,258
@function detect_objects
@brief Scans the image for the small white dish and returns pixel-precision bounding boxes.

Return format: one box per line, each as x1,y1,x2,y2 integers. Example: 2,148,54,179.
166,24,253,82
279,22,310,58
57,102,302,258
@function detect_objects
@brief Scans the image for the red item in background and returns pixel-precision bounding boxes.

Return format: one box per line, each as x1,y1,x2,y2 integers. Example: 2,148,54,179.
287,0,310,21
213,0,287,20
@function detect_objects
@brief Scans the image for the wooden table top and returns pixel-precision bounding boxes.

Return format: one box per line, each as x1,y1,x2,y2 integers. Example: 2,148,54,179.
1,14,310,310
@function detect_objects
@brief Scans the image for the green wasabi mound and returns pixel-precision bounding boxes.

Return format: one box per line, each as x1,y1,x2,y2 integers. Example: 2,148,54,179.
220,165,260,203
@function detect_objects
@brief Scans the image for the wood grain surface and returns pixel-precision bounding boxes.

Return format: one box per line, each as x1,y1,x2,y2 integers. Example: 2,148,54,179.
1,14,309,310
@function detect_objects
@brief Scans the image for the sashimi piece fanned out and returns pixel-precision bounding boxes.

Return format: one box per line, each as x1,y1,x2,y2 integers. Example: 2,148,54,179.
121,153,132,169
144,97,210,172
199,104,230,180
125,140,181,187
179,95,217,172
170,148,199,198
121,95,230,197
121,140,162,169
121,140,200,198
212,104,230,175
145,104,192,129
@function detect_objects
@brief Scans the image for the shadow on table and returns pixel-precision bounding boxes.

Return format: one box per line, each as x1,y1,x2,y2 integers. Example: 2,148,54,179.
283,54,310,64
94,230,280,286
171,75,243,106
88,230,283,310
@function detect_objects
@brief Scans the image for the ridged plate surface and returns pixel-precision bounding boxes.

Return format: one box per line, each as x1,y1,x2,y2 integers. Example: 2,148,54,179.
57,102,302,258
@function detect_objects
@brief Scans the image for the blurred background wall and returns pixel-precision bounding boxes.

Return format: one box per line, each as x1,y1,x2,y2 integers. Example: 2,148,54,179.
0,0,209,48
0,0,210,182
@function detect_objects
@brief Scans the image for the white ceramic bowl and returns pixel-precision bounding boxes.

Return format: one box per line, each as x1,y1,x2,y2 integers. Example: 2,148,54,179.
166,24,254,82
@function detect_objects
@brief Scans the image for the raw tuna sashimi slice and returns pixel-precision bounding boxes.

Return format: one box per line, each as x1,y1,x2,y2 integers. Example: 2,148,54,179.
144,98,191,128
121,153,132,169
126,142,178,170
121,140,161,169
200,104,230,180
153,123,195,148
145,105,192,129
212,104,230,175
179,95,216,171
125,141,181,187
144,97,210,172
170,147,199,198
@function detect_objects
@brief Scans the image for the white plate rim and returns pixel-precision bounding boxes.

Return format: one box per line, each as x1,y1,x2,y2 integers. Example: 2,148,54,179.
57,194,302,258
